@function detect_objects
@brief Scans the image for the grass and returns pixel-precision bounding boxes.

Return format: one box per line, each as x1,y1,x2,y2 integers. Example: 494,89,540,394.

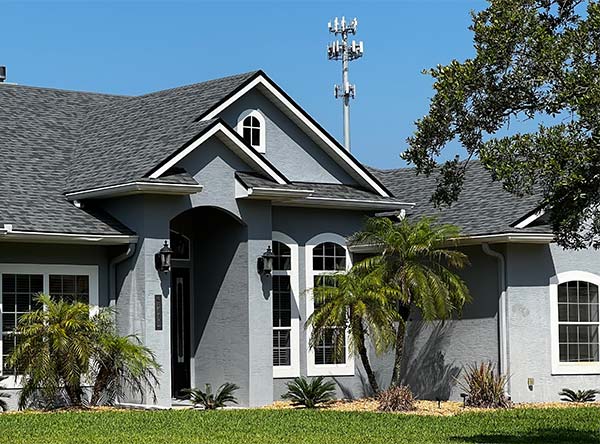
0,406,597,444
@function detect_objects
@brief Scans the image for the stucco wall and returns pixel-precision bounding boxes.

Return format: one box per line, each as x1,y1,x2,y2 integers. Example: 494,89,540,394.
218,89,356,185
506,243,600,402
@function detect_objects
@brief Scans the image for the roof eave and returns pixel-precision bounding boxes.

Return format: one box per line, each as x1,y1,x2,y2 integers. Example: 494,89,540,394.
65,182,204,200
0,229,138,245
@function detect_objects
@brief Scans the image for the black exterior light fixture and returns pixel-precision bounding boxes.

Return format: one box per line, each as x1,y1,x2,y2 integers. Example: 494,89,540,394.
155,241,174,272
257,245,275,277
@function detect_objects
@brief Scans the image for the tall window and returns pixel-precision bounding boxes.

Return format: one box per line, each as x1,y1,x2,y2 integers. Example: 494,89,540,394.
273,241,292,367
550,271,600,375
557,281,599,363
0,265,98,381
237,110,266,153
306,235,353,376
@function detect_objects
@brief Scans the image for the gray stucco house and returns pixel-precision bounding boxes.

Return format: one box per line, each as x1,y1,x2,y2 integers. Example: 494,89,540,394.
0,70,598,407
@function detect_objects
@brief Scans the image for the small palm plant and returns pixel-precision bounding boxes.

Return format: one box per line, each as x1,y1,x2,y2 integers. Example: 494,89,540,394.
281,376,336,408
184,383,239,410
0,376,11,411
559,388,600,403
459,362,510,408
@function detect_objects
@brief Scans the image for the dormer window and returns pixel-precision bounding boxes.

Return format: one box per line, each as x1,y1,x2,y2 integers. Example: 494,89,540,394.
237,110,266,153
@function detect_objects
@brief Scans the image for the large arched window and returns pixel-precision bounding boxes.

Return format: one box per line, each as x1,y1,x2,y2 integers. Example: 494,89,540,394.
306,234,354,376
550,271,600,374
237,110,266,153
272,234,300,378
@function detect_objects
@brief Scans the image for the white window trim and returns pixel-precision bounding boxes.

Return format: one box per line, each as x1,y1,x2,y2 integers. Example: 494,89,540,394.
236,109,266,154
550,270,600,375
272,232,300,378
0,264,99,388
305,233,354,377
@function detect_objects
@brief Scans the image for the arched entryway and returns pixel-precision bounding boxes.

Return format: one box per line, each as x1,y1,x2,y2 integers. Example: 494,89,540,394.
169,206,247,398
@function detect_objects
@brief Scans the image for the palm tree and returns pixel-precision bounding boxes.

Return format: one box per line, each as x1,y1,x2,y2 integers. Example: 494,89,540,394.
7,294,96,409
306,267,400,394
0,376,11,411
351,216,471,387
89,310,161,406
7,295,161,410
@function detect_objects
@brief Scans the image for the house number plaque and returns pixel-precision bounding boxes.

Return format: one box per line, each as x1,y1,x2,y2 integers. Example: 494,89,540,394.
155,294,163,330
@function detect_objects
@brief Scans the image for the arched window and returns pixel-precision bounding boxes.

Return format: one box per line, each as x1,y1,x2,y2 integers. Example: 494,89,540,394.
306,234,354,376
550,271,600,374
271,235,300,378
237,110,266,153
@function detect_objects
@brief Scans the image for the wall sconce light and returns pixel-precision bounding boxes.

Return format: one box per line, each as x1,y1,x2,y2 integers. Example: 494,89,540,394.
257,246,275,277
155,241,173,272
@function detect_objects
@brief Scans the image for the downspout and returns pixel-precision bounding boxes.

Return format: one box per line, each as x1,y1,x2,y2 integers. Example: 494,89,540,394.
109,243,137,307
481,243,510,395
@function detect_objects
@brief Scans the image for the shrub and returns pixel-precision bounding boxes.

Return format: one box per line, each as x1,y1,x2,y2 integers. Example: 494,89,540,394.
459,362,511,408
0,376,10,411
377,385,415,412
184,383,239,410
559,388,600,403
281,376,336,408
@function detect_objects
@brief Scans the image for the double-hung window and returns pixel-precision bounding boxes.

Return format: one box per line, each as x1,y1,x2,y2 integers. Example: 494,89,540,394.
306,234,354,376
272,235,300,378
550,271,600,374
0,265,98,382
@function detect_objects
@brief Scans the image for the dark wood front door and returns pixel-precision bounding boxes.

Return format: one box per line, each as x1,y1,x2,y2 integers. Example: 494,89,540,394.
171,268,190,398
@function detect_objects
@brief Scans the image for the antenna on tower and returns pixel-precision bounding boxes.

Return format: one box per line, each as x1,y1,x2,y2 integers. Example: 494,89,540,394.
327,16,363,152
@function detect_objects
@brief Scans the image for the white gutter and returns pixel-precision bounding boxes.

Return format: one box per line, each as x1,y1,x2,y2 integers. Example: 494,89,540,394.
0,224,13,235
65,182,204,200
0,230,138,245
482,243,510,396
247,187,314,199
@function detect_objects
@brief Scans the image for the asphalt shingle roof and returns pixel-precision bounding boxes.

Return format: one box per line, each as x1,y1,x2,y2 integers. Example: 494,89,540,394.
68,71,257,192
236,172,410,204
368,161,550,236
0,84,133,235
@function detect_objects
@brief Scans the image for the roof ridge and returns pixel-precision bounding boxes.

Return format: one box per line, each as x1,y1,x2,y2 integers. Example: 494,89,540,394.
135,70,260,98
0,83,130,98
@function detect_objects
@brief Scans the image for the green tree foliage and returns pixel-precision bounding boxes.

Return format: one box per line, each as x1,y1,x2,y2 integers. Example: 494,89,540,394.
404,0,600,249
7,295,161,410
0,376,11,411
306,267,400,394
351,217,471,387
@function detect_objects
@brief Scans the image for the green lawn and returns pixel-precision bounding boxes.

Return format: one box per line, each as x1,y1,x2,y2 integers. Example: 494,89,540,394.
0,407,598,444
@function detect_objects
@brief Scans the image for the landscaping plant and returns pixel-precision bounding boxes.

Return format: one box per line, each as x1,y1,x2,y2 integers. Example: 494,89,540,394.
351,216,471,387
6,294,161,409
184,383,239,410
559,388,600,403
377,385,415,412
307,267,400,394
459,362,511,409
281,376,336,408
0,376,10,411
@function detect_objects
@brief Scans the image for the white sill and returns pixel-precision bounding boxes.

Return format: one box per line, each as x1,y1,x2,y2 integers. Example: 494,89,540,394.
273,366,299,379
552,362,600,375
307,365,355,377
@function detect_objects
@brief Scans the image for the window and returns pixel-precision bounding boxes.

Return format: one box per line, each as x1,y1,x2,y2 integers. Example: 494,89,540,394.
237,110,266,153
0,265,98,382
550,271,600,374
306,234,354,376
272,235,300,378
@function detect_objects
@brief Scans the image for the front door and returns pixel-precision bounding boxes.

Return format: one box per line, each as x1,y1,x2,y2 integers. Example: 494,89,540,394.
171,268,190,398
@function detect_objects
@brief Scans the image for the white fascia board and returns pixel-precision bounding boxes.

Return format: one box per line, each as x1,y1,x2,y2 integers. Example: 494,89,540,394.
201,75,391,198
0,230,138,245
65,182,203,200
276,196,414,210
513,209,546,229
350,232,554,253
247,187,314,199
149,122,287,185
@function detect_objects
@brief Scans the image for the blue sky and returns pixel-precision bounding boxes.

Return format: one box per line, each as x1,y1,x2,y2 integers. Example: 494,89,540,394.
1,0,486,169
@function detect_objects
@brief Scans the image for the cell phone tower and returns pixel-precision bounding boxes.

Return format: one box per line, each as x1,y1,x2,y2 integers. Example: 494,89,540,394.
327,16,364,152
